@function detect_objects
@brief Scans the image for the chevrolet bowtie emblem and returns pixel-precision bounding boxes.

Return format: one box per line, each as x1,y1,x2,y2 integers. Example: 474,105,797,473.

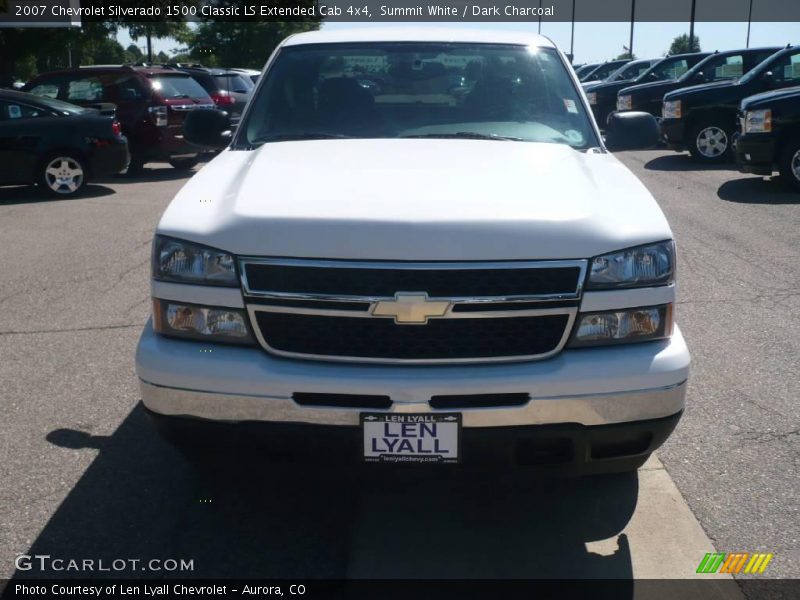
372,293,450,324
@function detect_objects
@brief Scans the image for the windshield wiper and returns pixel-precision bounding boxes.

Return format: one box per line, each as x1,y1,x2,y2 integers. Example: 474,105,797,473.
251,132,353,144
401,132,524,141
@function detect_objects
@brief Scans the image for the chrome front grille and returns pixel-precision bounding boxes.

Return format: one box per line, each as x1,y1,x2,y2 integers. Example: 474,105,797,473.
240,258,587,364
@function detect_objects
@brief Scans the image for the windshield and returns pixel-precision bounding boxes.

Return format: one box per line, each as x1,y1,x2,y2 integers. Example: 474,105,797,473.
740,48,800,84
150,75,210,99
240,43,597,150
32,95,91,115
607,60,653,82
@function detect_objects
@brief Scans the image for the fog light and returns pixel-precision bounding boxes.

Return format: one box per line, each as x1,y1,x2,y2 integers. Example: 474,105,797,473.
569,305,673,347
153,299,254,344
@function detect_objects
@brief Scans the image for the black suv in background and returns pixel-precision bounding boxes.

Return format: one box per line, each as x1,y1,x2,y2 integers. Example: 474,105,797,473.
661,44,800,162
585,53,709,128
580,59,631,83
574,63,600,80
617,47,781,118
168,66,253,125
24,66,215,173
735,86,800,190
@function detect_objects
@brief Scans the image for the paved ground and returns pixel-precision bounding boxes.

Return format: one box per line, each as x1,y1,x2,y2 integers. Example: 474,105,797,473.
0,153,797,594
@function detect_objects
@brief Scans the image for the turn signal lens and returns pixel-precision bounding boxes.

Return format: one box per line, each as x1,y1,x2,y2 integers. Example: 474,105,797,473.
663,100,682,119
153,299,254,345
744,109,772,133
569,305,673,347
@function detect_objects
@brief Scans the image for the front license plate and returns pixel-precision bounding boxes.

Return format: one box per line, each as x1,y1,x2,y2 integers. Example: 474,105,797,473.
361,413,461,464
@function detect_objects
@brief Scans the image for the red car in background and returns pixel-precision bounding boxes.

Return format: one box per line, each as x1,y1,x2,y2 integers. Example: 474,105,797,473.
24,66,216,174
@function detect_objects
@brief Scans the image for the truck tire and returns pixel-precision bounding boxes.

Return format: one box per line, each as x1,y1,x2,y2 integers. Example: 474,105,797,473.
169,156,200,171
688,120,734,163
778,141,800,192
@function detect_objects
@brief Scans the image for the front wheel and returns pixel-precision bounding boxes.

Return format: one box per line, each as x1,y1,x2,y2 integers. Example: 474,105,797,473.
38,154,86,197
778,141,800,193
168,156,200,171
688,121,733,163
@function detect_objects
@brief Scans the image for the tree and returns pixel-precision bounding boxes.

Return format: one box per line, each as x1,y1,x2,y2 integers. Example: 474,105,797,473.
182,22,320,69
668,34,701,55
0,22,119,86
128,22,189,63
616,51,637,60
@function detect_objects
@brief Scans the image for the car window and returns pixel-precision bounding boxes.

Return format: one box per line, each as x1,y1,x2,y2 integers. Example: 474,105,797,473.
149,75,210,99
608,61,652,82
682,54,745,84
740,49,795,84
241,43,598,150
106,74,146,101
0,100,52,121
27,82,60,99
33,95,92,115
585,62,623,81
66,77,105,102
214,74,252,93
776,51,800,83
649,58,690,81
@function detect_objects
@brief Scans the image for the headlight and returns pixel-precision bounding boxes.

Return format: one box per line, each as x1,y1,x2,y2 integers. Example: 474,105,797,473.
153,235,238,286
569,304,673,347
663,100,682,119
617,95,632,111
587,92,597,105
152,299,254,345
587,241,675,289
744,109,772,133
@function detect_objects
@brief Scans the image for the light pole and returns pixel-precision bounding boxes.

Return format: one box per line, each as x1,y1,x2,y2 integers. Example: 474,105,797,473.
629,0,636,57
746,0,754,48
538,0,543,35
688,0,697,52
570,0,576,58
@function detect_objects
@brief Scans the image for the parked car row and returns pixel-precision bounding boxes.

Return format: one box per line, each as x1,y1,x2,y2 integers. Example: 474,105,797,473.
14,62,260,181
593,44,800,190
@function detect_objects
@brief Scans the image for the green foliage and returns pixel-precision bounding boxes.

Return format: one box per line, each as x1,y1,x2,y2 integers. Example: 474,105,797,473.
184,22,320,69
615,52,637,60
668,34,702,55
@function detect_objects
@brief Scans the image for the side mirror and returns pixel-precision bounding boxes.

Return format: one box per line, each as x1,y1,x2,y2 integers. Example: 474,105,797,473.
604,111,660,151
183,108,231,149
761,71,776,87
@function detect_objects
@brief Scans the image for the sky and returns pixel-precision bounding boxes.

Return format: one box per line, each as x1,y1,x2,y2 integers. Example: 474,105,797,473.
117,21,798,65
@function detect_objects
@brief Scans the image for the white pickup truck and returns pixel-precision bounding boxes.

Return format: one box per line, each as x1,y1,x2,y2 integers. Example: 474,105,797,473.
135,28,690,474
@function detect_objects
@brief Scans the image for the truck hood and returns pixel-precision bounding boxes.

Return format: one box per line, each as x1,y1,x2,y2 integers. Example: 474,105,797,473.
620,78,682,98
663,78,737,101
740,85,800,109
158,139,672,261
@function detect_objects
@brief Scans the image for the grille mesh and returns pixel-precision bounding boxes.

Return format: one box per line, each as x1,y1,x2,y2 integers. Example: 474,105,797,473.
254,312,570,361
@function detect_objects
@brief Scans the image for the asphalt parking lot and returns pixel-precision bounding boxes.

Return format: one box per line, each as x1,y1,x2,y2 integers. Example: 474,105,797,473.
0,152,797,593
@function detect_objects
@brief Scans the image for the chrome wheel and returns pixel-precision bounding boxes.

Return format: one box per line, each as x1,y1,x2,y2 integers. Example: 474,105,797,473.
792,149,800,182
695,126,728,158
44,156,84,194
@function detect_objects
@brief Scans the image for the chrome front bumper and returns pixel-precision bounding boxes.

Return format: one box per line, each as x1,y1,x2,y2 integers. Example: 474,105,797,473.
140,379,686,428
136,320,689,429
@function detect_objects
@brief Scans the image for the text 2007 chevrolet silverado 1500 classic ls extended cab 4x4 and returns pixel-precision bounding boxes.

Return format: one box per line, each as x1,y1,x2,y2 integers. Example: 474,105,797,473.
135,29,690,475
